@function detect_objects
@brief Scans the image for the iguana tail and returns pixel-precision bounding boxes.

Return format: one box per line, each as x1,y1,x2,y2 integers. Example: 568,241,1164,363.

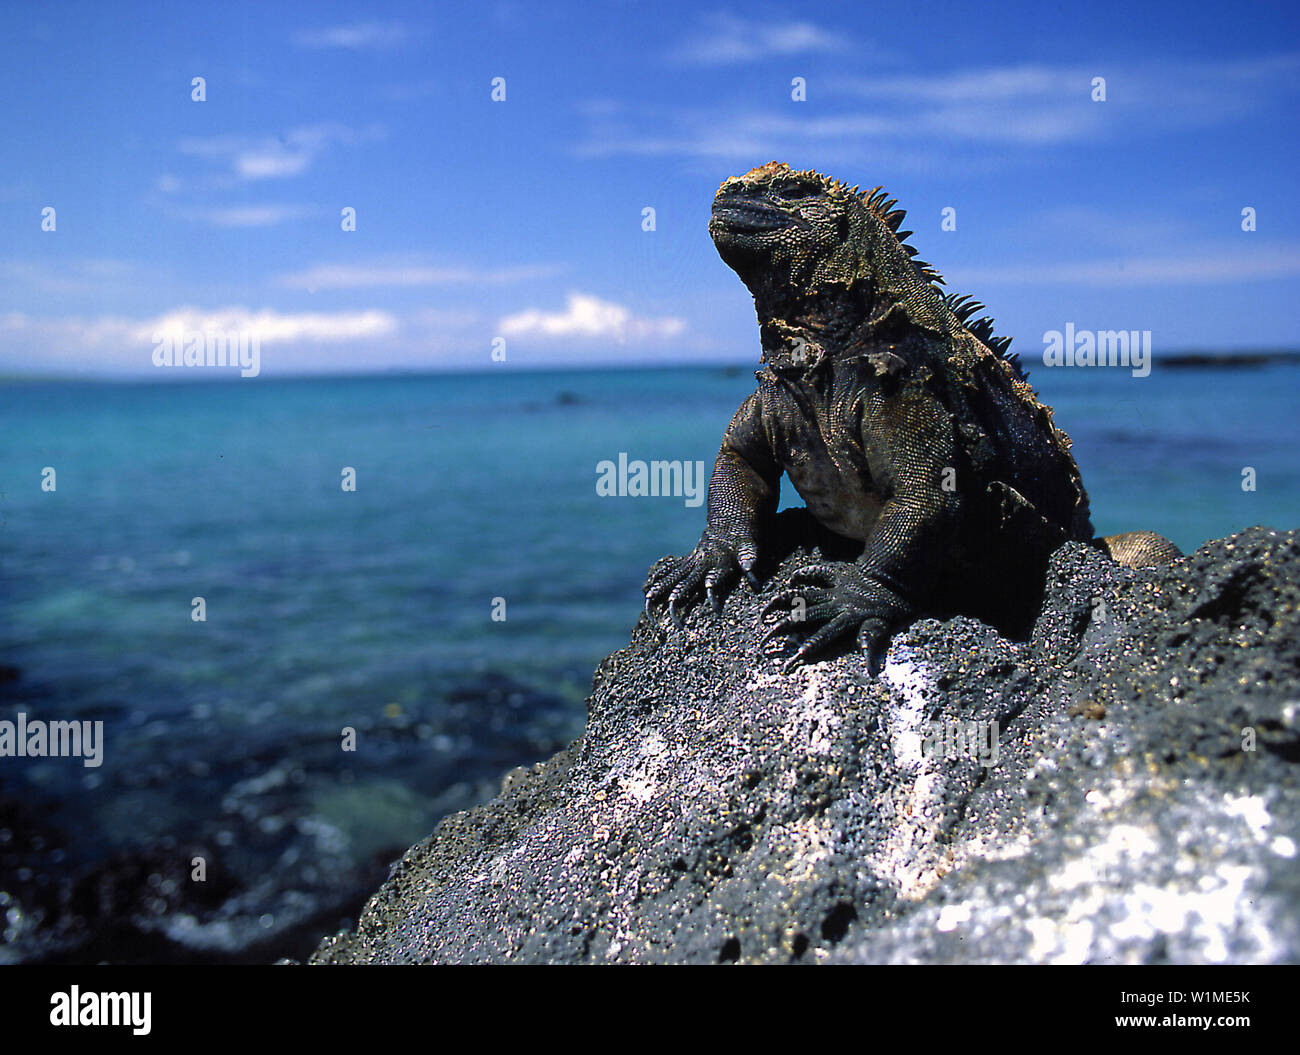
1093,531,1184,567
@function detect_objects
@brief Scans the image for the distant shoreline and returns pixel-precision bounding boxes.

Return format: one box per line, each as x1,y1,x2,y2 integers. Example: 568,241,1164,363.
1,350,1298,385
1154,351,1300,368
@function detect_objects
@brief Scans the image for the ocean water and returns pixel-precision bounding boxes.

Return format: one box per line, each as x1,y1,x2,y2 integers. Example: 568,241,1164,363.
1,361,1297,960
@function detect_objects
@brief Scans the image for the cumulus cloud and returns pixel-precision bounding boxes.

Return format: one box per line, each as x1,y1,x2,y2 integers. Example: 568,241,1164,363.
2,304,394,350
0,307,399,375
135,307,397,343
499,293,686,343
0,302,506,376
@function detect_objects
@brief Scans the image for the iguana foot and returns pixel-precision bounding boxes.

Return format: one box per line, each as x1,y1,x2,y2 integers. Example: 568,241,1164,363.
644,532,759,623
759,562,911,672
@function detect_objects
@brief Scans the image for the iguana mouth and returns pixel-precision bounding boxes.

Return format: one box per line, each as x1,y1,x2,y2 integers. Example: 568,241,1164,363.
710,201,797,233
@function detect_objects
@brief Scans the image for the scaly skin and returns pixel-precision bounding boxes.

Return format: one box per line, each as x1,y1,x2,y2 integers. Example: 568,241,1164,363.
645,161,1182,671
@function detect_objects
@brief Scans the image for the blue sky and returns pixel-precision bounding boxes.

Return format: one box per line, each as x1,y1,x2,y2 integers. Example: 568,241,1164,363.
2,0,1298,377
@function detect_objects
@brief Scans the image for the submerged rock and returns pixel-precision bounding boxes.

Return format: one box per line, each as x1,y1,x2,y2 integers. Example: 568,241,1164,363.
312,522,1300,964
0,672,576,964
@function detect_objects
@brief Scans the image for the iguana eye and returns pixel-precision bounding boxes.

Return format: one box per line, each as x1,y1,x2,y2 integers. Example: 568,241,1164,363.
772,182,806,201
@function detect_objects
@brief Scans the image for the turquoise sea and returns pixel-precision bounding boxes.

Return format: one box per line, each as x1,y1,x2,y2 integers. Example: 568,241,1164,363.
1,360,1297,960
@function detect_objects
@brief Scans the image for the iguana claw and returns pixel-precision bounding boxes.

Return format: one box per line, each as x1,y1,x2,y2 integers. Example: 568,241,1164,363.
760,563,907,671
644,531,756,624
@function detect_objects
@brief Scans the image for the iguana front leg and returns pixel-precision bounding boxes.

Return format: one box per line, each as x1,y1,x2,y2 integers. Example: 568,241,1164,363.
760,391,960,671
645,392,780,620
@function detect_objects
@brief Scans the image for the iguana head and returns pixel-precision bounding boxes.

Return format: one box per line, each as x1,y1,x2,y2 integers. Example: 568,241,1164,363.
710,161,934,293
712,159,852,288
709,161,1024,379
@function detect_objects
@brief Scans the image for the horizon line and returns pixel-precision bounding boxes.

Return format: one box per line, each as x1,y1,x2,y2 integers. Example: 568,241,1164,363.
2,347,1298,385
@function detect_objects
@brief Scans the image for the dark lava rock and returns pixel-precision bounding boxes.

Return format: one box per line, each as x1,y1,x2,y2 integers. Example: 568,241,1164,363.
312,524,1300,964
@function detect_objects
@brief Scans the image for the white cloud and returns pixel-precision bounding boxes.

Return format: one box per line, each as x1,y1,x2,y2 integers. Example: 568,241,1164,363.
842,66,1074,105
579,52,1300,161
177,124,384,182
0,306,397,357
670,13,846,65
135,307,397,343
574,108,909,163
945,247,1300,287
276,261,562,290
200,205,313,227
834,53,1300,144
499,293,686,343
235,153,310,180
0,303,518,376
292,22,407,50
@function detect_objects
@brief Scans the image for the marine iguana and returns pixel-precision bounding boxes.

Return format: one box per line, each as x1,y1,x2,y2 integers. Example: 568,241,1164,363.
644,161,1181,671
